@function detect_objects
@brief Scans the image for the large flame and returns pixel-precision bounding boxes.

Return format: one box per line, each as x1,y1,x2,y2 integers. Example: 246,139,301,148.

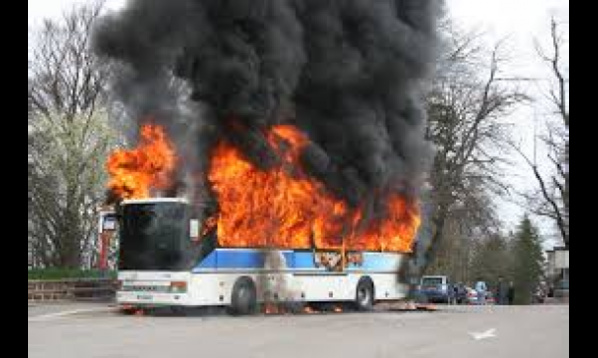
208,124,420,252
106,124,176,199
106,122,420,252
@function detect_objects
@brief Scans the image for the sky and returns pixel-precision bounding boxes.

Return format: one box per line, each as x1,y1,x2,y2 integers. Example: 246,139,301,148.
29,0,569,247
28,0,124,27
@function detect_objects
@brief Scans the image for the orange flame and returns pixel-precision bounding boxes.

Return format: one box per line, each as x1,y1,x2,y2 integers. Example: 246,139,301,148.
106,124,176,200
208,124,421,252
264,303,279,315
106,122,420,252
303,305,316,314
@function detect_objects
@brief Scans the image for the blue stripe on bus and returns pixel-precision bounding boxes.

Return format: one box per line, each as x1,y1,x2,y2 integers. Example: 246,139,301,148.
350,253,401,271
292,252,317,268
192,249,403,272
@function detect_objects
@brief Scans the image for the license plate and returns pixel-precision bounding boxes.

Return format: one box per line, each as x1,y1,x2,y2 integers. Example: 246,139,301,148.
137,294,153,301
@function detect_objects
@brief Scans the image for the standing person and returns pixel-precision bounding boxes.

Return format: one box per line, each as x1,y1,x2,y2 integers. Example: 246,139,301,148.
451,284,459,305
454,283,465,304
508,281,515,305
496,276,508,305
474,279,487,305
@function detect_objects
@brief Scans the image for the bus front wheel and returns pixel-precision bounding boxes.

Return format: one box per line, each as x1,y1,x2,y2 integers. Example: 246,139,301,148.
230,277,257,316
355,277,375,311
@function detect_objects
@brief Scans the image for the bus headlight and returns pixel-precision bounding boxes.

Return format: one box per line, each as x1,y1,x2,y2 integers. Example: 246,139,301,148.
170,281,188,293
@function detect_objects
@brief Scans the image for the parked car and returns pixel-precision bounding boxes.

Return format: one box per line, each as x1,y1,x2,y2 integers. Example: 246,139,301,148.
465,287,495,305
553,279,569,299
419,276,452,303
474,280,489,303
465,286,478,304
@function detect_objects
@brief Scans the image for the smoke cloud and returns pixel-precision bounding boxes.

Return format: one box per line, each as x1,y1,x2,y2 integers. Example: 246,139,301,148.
93,0,442,214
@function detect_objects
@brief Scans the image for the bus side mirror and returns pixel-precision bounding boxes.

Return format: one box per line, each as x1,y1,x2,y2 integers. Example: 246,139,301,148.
190,219,200,242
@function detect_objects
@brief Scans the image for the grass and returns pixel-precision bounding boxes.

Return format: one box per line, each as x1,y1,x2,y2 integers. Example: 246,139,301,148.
28,268,117,281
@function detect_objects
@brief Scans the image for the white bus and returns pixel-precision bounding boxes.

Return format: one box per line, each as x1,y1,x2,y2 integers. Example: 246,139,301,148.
106,198,412,315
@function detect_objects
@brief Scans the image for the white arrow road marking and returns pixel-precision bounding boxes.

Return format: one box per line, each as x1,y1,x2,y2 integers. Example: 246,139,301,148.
469,328,497,340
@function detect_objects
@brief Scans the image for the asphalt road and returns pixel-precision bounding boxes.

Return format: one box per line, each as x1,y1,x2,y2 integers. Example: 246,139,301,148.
28,303,568,358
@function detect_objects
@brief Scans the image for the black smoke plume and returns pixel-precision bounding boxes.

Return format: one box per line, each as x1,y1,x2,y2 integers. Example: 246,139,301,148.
93,0,442,215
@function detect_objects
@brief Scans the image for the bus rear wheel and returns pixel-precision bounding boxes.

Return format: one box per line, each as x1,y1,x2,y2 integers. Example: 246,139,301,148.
355,277,374,311
230,277,257,316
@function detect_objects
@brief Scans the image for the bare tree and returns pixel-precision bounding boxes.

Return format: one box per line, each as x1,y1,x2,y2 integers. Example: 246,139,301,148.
416,23,528,276
512,18,569,248
425,179,502,283
28,1,118,268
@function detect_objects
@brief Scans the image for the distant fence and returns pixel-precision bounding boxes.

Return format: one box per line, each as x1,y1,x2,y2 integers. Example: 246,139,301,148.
28,278,118,302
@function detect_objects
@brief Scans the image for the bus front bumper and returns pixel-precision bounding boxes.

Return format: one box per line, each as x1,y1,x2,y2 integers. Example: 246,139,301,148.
116,291,192,306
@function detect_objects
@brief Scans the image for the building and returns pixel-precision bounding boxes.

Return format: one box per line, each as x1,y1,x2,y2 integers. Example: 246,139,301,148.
546,246,569,286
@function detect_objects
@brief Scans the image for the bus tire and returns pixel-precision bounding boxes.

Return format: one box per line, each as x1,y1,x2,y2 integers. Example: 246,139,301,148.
230,277,257,316
355,277,374,311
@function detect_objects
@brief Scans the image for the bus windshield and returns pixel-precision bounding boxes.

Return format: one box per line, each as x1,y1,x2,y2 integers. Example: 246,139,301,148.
118,202,198,271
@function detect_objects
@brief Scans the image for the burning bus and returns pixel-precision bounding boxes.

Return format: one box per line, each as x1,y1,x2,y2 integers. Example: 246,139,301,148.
92,0,440,314
109,197,414,314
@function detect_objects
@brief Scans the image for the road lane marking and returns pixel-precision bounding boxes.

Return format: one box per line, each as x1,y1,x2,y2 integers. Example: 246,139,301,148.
469,328,497,340
28,307,117,322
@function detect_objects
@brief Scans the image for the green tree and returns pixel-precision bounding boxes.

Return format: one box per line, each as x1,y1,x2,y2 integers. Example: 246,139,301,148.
29,111,119,268
511,215,545,304
469,233,511,290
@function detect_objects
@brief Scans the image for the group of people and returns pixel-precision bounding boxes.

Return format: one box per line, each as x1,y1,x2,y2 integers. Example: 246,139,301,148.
476,276,515,305
451,277,514,305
